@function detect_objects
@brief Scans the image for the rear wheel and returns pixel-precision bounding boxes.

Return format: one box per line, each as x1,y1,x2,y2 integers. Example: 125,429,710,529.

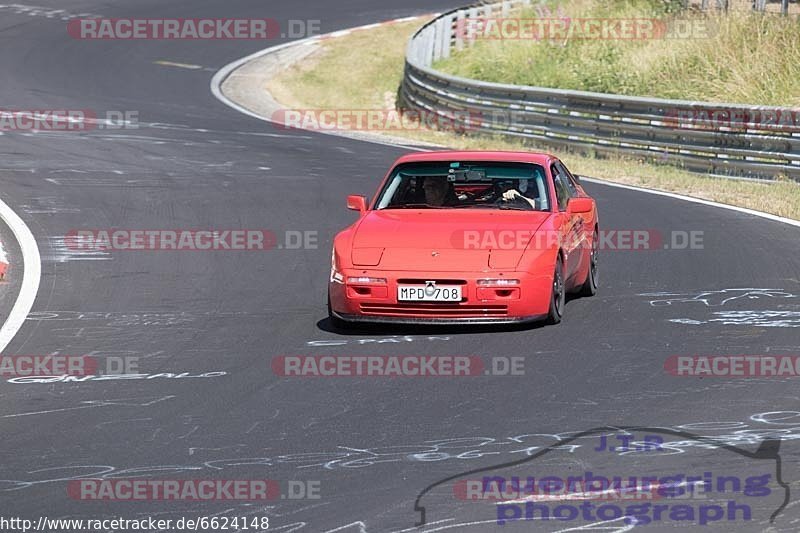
579,228,599,297
546,256,565,324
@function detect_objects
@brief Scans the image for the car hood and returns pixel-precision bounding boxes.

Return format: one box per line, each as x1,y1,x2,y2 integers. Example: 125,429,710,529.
351,210,550,271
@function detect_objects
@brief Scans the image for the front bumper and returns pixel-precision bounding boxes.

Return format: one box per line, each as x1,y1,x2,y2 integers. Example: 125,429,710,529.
329,309,547,326
329,268,552,324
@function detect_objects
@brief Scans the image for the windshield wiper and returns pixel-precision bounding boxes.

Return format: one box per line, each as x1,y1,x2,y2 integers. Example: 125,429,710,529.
387,203,442,209
497,204,531,211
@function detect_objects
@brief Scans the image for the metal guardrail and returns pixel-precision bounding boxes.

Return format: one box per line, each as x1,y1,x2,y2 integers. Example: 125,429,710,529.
713,0,796,15
398,0,800,180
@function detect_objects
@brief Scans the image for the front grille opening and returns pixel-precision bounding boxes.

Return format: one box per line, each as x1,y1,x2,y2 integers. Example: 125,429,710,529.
360,303,508,317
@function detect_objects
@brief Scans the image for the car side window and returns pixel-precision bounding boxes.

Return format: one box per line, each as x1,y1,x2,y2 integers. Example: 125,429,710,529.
551,164,570,211
555,161,579,196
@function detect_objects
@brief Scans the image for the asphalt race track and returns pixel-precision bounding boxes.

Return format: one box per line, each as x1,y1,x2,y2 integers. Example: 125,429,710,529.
1,1,799,532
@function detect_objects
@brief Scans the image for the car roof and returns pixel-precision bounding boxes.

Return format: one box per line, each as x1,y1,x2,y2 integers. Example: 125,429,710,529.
392,150,555,166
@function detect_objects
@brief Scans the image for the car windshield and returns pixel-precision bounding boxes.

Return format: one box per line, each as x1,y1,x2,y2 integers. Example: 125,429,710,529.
374,161,550,211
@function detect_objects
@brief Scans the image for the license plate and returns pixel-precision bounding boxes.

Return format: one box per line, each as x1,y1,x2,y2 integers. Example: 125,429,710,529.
398,285,462,302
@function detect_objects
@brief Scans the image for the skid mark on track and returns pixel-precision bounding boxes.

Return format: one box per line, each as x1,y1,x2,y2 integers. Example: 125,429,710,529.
0,395,175,419
19,197,80,214
45,235,111,262
0,4,102,20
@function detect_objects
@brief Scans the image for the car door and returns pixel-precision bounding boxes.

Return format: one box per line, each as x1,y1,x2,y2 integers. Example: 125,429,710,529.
557,160,594,271
551,162,582,281
557,160,592,223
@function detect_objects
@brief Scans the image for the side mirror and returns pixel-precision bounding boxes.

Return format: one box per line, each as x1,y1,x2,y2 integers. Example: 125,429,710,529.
568,197,593,214
347,195,368,213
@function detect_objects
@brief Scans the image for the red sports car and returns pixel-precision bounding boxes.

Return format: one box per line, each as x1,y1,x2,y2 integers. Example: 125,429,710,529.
328,151,598,327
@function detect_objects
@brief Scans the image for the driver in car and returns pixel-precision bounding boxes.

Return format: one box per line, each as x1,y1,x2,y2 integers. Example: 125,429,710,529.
496,179,538,209
422,177,459,206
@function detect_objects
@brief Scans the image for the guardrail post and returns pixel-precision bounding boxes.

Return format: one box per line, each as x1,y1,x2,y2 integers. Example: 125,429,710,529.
432,18,441,62
424,26,435,67
455,10,466,51
428,27,436,66
441,14,454,59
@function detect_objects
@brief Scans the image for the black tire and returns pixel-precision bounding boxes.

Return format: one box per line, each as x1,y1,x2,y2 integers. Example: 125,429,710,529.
546,256,565,325
327,292,353,330
579,228,599,297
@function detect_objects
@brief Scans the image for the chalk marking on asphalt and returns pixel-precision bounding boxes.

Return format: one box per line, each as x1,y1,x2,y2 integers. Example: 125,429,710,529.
0,194,41,353
154,60,202,69
154,60,213,71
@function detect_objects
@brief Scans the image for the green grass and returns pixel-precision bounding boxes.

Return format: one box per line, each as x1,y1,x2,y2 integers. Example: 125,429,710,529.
436,0,800,106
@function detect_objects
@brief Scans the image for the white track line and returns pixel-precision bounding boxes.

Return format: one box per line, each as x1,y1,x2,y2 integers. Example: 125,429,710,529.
210,38,317,124
0,196,41,353
0,238,8,267
210,19,800,230
580,177,800,228
210,15,440,152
